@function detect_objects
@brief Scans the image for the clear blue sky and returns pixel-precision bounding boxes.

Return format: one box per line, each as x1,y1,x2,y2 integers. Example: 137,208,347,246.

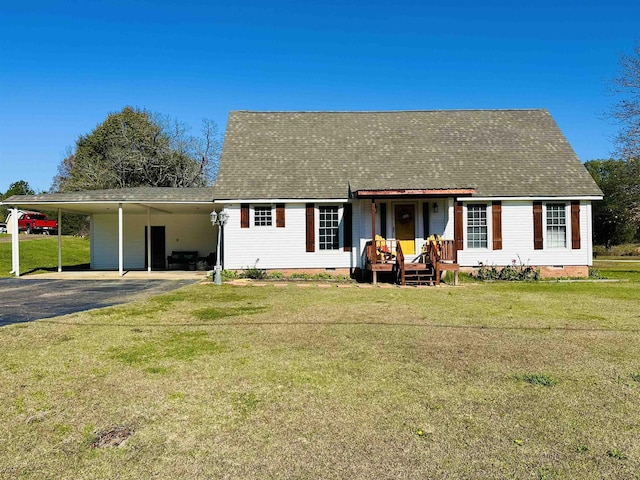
1,0,638,193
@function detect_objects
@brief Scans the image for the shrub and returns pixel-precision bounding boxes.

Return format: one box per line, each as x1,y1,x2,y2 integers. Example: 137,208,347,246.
593,245,607,257
241,259,268,280
267,271,284,280
220,270,238,281
290,272,312,280
475,258,539,282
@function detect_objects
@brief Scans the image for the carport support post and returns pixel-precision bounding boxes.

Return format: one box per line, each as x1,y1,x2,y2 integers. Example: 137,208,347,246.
57,209,62,272
147,206,151,272
11,207,19,277
118,203,124,277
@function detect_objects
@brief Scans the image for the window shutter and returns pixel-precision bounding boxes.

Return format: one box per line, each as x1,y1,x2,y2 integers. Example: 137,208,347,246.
343,203,352,251
305,203,315,252
379,203,387,238
423,202,429,238
240,204,249,228
533,202,543,250
454,201,464,252
276,203,285,228
492,201,502,250
571,201,581,249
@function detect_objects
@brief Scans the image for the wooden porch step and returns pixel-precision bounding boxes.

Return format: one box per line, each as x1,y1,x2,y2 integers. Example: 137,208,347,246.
403,262,436,286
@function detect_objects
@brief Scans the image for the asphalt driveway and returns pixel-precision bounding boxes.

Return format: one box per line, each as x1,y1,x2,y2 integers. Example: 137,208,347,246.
0,278,199,326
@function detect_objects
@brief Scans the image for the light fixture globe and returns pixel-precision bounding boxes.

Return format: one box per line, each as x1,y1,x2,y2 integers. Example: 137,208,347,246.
210,211,218,226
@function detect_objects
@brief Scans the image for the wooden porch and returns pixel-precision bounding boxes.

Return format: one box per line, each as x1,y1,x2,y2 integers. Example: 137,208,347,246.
365,237,459,286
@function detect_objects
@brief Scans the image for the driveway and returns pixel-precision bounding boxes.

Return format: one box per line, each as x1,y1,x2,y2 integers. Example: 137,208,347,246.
0,278,200,326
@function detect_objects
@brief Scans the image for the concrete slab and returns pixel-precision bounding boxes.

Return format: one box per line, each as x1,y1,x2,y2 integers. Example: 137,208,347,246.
29,270,208,281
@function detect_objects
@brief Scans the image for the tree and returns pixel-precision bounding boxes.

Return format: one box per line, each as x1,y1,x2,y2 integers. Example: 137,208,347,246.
609,45,640,160
1,180,35,222
52,106,221,192
585,159,640,246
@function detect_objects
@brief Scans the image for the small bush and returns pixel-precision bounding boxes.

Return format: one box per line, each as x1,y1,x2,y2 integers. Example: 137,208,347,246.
241,259,267,280
312,272,334,280
593,245,607,257
290,272,313,280
589,268,604,279
220,270,238,281
475,258,540,282
267,271,284,280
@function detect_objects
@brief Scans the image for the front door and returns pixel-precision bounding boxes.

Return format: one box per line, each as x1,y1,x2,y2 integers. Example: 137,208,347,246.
394,204,415,255
145,226,166,270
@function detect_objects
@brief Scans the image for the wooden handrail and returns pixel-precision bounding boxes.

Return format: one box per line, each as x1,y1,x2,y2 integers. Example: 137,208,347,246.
396,241,405,286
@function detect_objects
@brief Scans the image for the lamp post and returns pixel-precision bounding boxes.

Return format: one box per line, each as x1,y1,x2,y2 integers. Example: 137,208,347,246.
210,210,229,285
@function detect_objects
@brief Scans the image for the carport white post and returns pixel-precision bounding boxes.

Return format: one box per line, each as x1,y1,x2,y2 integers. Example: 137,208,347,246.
10,207,19,277
147,206,151,272
118,203,124,276
57,209,62,272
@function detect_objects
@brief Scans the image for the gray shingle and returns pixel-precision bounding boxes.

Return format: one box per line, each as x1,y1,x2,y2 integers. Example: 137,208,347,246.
2,187,216,204
215,110,602,199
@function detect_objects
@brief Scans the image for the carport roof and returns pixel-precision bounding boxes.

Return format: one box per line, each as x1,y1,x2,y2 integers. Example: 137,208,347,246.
1,187,217,214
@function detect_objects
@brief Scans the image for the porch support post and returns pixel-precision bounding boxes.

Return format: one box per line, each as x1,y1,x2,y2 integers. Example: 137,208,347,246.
10,208,19,277
371,199,377,285
57,209,62,272
118,203,124,277
147,206,151,272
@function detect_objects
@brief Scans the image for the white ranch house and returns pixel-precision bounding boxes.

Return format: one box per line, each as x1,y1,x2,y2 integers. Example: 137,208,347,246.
2,109,602,283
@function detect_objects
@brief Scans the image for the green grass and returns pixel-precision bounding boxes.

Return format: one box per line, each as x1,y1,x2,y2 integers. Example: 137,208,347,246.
2,268,640,479
0,235,90,276
593,259,640,283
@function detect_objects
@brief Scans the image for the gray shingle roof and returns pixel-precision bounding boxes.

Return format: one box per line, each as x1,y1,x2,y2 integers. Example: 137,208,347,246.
215,110,602,199
2,187,216,204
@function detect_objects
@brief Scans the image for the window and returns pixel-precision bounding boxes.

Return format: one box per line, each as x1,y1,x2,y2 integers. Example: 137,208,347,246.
546,203,566,248
467,204,487,248
254,206,272,226
319,206,339,250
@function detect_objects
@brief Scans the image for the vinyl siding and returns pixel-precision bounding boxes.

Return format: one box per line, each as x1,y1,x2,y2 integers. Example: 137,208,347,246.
456,200,593,267
223,203,355,270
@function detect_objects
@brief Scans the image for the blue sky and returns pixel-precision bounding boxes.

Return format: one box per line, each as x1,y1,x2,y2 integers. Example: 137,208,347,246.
1,0,638,193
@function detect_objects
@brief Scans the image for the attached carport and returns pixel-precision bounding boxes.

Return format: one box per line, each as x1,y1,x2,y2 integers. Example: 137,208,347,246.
1,187,221,277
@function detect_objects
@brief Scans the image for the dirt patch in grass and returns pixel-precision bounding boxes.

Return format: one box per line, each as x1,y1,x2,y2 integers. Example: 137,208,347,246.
89,425,134,448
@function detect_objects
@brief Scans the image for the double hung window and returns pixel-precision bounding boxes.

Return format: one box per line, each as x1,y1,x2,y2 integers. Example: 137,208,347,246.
319,206,339,250
467,204,488,248
546,203,566,248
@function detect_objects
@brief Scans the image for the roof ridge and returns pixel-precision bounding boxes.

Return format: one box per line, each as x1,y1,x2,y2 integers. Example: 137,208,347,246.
230,109,548,114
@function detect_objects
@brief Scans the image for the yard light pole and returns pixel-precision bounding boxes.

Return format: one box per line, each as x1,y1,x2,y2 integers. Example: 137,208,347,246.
210,210,229,285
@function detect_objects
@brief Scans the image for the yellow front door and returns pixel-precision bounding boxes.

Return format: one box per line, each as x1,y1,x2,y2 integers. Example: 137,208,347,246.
395,204,415,255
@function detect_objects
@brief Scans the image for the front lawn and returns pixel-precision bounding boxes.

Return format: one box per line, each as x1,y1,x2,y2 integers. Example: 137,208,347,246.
2,268,640,478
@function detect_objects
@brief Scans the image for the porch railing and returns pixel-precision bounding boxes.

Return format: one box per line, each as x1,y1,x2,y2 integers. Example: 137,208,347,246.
425,238,456,264
367,237,398,265
396,241,405,285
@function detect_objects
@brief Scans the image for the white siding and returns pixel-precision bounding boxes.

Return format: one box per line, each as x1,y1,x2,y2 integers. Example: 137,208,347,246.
223,203,354,270
219,198,594,271
457,200,593,267
91,212,215,270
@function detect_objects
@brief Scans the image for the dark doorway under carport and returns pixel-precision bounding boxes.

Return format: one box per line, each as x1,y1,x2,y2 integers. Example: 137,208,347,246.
145,225,166,270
